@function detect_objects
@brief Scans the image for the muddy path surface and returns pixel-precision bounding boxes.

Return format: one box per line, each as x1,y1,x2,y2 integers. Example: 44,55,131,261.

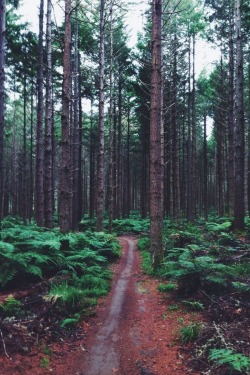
63,237,194,375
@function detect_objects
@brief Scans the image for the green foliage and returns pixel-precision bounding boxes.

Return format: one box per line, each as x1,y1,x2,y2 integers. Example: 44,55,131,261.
79,218,150,236
137,236,150,252
182,300,204,311
162,246,232,294
206,221,232,233
168,304,179,311
60,313,81,328
40,357,50,369
208,349,250,373
0,295,21,316
137,237,154,274
179,323,202,344
232,282,250,293
111,218,150,235
0,222,120,288
158,283,176,292
44,283,88,309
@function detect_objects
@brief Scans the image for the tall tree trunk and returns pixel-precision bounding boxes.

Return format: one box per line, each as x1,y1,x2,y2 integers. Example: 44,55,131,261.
89,100,95,219
203,114,208,220
234,0,245,229
126,106,131,218
72,4,80,230
190,34,197,221
187,33,192,220
150,0,164,269
172,28,180,218
228,0,235,216
107,3,115,230
44,0,53,228
117,70,122,218
59,0,72,233
0,0,6,221
35,0,44,226
29,81,34,221
96,0,105,231
22,57,28,224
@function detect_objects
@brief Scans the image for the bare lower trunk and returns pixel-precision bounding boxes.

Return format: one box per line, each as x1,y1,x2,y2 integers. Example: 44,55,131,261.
44,0,53,228
35,0,44,226
150,0,164,269
234,0,245,229
96,0,105,231
59,0,72,233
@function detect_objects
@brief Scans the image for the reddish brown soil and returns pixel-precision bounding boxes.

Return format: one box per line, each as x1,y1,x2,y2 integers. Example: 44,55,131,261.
0,237,200,375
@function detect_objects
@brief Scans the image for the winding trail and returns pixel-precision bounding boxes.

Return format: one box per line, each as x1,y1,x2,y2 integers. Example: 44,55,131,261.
62,237,193,375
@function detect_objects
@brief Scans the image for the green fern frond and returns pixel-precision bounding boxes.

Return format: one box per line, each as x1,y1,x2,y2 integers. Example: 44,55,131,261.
66,250,106,265
209,349,250,372
0,241,15,255
205,275,227,286
232,281,250,293
0,267,17,286
25,264,43,278
206,221,232,232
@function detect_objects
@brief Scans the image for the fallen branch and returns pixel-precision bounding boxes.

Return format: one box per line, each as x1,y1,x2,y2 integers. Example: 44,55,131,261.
0,328,12,361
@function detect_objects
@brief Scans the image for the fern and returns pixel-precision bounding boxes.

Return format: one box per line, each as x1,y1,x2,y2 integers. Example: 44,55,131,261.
0,268,17,286
209,349,250,372
0,241,15,255
0,295,21,315
232,282,250,293
206,221,232,233
44,283,86,308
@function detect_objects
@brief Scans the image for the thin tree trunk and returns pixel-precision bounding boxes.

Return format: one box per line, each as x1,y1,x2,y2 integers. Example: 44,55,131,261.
0,0,6,221
150,0,164,269
59,0,72,233
191,34,197,221
72,5,80,230
35,0,44,226
228,0,235,216
172,28,180,218
234,0,245,229
96,0,105,231
203,114,208,220
44,0,53,228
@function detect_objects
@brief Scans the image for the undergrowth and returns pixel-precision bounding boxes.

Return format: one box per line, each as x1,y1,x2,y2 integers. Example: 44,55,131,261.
0,217,121,354
138,217,250,375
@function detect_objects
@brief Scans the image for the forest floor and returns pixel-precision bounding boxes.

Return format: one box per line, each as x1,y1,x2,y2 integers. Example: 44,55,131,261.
0,236,201,375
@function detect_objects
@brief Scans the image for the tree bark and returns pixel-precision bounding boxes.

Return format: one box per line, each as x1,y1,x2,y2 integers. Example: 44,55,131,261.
59,0,72,233
234,0,245,229
150,0,164,269
96,0,105,231
0,0,6,221
35,0,44,226
228,0,235,216
44,0,53,228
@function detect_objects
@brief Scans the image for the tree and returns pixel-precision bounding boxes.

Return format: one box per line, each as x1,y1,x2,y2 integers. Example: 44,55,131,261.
59,0,72,233
0,0,6,221
234,0,245,229
44,0,53,228
96,0,105,231
35,0,44,226
150,0,164,268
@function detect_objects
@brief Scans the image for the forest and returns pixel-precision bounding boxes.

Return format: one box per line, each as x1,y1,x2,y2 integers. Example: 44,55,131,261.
0,0,250,374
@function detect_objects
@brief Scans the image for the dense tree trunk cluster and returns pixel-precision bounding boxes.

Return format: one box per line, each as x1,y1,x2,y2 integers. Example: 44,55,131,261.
0,0,249,237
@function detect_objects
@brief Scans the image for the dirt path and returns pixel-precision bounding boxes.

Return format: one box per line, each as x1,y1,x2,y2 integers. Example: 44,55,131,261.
0,237,198,374
63,237,194,375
